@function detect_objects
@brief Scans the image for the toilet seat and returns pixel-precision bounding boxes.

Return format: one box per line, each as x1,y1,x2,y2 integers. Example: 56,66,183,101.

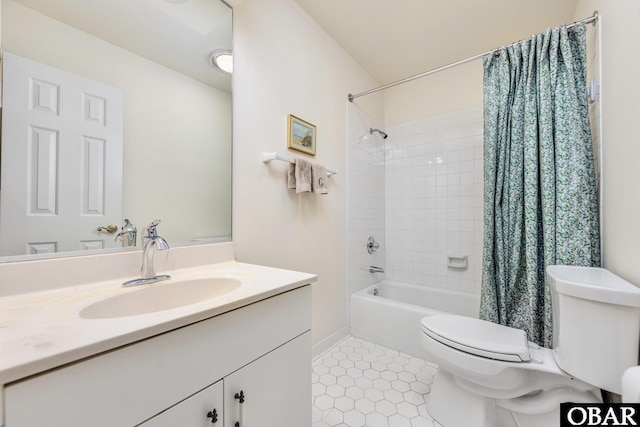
421,315,530,362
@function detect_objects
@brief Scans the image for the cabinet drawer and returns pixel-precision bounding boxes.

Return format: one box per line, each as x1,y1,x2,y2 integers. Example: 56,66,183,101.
140,380,223,426
5,286,311,427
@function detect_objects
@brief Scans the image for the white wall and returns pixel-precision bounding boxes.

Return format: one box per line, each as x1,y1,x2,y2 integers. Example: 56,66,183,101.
232,0,383,350
573,0,640,285
384,61,483,125
2,0,232,243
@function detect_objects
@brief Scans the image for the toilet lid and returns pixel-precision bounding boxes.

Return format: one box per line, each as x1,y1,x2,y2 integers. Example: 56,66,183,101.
421,315,530,362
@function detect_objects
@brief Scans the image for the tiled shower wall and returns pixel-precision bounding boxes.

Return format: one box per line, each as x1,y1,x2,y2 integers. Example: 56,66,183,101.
348,104,484,303
347,103,385,297
384,107,484,294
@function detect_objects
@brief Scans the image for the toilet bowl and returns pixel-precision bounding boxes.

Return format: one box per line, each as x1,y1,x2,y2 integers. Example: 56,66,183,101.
421,316,601,427
420,266,640,427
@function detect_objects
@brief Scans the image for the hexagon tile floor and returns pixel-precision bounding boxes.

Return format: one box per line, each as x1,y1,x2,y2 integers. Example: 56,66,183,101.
312,336,444,427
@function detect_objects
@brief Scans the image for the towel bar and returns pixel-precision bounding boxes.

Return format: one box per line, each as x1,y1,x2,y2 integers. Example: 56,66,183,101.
262,152,337,176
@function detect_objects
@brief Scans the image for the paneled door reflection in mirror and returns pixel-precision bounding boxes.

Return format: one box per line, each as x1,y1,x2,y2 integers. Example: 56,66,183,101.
0,52,124,256
0,0,233,260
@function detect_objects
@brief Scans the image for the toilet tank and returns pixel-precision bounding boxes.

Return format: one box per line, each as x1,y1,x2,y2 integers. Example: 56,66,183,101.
547,266,640,395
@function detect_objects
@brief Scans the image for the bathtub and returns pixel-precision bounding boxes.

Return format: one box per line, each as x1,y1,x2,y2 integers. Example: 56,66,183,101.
350,280,480,358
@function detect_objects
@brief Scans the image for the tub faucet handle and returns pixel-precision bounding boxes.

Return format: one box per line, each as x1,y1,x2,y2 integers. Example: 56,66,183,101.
369,266,384,274
367,236,380,254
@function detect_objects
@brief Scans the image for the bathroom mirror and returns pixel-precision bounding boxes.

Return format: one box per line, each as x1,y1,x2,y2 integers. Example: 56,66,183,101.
0,0,233,261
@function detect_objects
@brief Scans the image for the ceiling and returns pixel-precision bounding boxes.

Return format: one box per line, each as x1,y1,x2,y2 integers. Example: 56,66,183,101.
294,0,580,85
12,0,582,93
12,0,232,91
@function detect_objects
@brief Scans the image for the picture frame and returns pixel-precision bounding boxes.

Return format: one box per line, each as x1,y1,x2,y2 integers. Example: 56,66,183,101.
287,114,316,156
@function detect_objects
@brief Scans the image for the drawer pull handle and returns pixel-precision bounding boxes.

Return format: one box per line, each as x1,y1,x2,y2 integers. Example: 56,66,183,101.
206,408,218,423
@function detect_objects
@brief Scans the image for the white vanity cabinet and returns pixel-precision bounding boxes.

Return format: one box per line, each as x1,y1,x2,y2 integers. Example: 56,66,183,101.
3,286,311,427
139,334,311,427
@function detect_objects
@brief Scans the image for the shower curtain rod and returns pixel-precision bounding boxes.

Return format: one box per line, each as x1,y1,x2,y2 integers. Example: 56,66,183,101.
347,11,599,102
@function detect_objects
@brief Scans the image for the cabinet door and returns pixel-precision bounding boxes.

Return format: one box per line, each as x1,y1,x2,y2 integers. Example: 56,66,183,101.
224,332,311,427
139,380,223,426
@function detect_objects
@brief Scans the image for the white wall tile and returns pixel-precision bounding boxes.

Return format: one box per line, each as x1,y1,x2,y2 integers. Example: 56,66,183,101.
347,103,386,301
348,105,483,297
385,106,483,295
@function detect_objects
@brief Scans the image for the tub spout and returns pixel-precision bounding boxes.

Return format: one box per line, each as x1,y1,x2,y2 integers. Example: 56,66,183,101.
369,266,384,274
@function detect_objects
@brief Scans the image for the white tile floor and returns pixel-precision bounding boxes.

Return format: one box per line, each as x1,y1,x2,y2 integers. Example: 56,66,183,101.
312,336,444,427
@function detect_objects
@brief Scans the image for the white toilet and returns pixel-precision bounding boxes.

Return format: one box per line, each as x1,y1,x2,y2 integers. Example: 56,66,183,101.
420,266,640,427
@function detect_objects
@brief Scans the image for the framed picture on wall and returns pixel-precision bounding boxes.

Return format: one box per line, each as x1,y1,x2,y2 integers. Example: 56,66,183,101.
287,114,316,156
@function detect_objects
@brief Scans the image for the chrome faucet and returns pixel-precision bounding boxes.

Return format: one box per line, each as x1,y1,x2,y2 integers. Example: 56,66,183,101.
115,219,137,247
123,220,171,287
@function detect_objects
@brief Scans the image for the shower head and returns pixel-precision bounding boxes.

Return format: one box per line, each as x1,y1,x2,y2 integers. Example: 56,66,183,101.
370,128,388,139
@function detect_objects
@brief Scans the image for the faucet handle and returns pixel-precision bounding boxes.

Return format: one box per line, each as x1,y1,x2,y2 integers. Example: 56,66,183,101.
143,219,162,238
367,236,380,254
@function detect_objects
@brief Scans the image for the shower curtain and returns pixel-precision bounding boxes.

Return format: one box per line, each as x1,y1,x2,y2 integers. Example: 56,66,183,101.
480,23,600,348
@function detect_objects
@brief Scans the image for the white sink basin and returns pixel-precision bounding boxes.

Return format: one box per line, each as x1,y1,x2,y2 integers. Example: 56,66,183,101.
80,278,241,319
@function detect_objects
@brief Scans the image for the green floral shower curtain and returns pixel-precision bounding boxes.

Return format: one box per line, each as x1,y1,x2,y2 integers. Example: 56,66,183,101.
480,23,600,348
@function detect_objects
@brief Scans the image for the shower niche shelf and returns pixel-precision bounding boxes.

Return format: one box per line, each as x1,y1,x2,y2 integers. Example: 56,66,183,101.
447,255,468,270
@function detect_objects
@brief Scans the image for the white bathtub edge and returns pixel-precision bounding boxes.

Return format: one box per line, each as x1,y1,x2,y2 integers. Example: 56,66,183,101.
350,281,480,358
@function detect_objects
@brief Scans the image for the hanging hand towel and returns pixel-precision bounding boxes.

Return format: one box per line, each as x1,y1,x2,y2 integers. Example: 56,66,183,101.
287,163,296,189
294,158,312,193
312,163,329,195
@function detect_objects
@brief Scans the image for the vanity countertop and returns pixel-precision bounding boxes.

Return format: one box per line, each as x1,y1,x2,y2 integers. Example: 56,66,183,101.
0,261,316,385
